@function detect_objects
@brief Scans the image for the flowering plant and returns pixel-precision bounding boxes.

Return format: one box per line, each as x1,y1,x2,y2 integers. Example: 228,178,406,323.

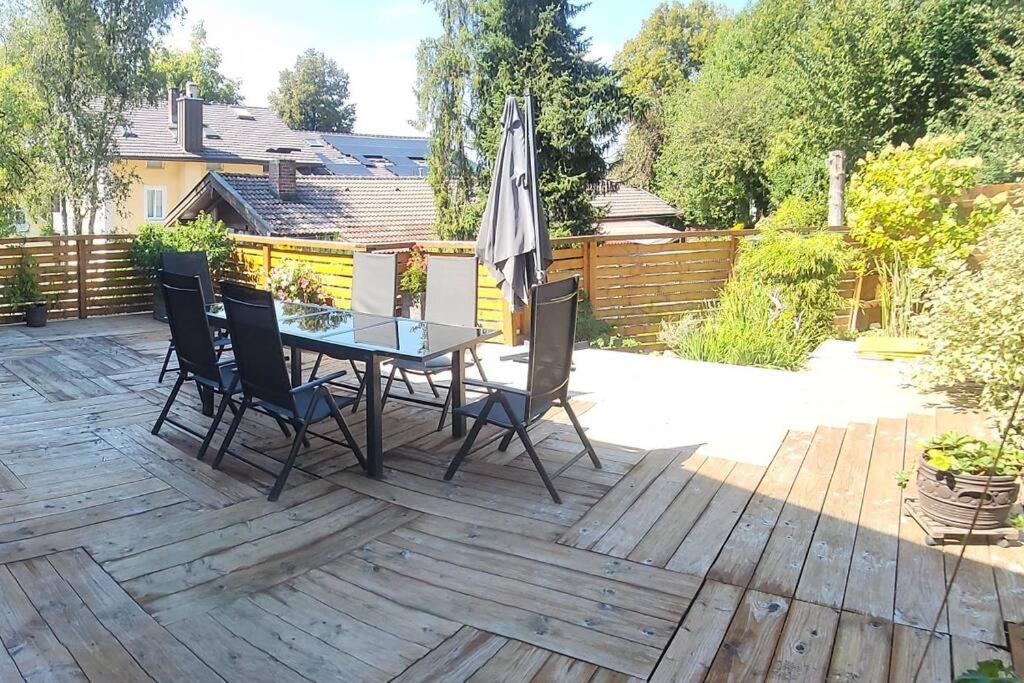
400,245,427,294
267,260,324,304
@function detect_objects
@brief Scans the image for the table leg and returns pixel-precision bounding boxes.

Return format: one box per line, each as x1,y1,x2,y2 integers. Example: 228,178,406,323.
198,383,214,417
290,346,302,386
451,348,466,438
364,354,384,478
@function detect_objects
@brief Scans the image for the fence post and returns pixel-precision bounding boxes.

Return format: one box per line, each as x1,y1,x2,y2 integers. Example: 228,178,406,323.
581,239,594,295
76,238,88,319
262,244,272,287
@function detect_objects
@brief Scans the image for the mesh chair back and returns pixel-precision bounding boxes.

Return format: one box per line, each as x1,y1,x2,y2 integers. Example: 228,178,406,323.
159,270,220,384
161,251,215,305
425,255,478,327
526,276,580,411
351,252,397,316
220,282,294,410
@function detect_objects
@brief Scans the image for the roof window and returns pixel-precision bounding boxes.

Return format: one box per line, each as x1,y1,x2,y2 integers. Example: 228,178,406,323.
232,107,255,120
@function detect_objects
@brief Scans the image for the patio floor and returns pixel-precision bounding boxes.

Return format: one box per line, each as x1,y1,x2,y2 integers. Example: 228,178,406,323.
0,314,1019,681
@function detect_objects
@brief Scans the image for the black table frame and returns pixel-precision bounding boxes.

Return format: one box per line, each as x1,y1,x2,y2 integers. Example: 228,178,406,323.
206,308,499,479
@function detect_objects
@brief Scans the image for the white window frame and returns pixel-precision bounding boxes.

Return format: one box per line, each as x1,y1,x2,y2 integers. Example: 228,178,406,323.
144,185,168,221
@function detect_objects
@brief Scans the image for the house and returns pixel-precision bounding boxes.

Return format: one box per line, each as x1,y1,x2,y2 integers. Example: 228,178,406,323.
72,83,324,234
305,132,430,178
165,160,436,242
167,162,682,245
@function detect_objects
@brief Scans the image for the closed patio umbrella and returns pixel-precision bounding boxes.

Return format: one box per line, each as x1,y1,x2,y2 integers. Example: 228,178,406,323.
476,94,552,311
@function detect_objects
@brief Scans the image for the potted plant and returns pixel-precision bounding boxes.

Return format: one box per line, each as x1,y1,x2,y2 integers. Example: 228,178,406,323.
4,255,51,327
400,245,427,319
896,432,1023,529
268,260,324,304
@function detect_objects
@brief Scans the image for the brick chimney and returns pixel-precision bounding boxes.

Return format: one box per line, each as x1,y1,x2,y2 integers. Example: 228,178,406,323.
268,160,297,201
176,81,203,153
167,87,179,124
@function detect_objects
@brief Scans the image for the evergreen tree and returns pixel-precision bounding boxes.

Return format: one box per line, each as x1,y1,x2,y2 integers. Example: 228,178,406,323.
270,49,356,133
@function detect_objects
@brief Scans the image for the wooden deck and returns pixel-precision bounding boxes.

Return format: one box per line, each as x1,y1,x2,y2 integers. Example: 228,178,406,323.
0,314,1020,682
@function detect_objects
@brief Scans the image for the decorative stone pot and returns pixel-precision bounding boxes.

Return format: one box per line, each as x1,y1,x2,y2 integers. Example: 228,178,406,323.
25,304,48,328
916,456,1020,529
401,292,424,320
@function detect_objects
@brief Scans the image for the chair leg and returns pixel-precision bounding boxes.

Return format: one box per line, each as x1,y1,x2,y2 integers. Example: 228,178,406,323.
350,360,364,381
158,342,174,383
424,372,441,398
268,421,310,501
212,398,249,469
469,347,488,382
398,368,416,395
197,393,233,461
309,353,324,381
444,396,495,480
151,373,185,435
513,420,562,504
351,373,368,413
273,417,292,439
381,365,398,408
327,394,366,470
498,429,515,451
435,390,452,432
563,401,602,469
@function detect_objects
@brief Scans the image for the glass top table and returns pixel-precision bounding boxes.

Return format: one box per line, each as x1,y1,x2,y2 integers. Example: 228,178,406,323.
206,300,500,479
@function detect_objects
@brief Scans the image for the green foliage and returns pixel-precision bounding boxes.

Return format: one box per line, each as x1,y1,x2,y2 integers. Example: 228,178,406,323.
919,432,1024,477
756,195,827,231
268,260,324,304
270,49,356,133
152,22,242,104
913,211,1024,447
575,293,639,350
2,254,44,310
400,246,428,294
612,1,727,190
2,0,182,234
956,660,1022,683
129,213,232,277
1012,515,1024,533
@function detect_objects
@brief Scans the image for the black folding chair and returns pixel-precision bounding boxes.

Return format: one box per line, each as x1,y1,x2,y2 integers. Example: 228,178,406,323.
151,271,242,461
157,251,230,383
214,282,365,501
309,252,397,410
381,255,488,430
443,276,601,503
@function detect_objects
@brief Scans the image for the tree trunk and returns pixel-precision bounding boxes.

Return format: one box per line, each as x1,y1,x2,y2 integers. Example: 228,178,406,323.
827,150,846,228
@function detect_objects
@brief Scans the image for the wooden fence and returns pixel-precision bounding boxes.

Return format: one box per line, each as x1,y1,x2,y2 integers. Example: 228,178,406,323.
0,229,867,348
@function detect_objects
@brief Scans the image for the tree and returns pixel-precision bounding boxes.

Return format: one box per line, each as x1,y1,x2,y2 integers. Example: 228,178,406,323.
152,22,242,104
270,49,356,133
612,1,727,189
414,0,478,240
3,0,181,235
0,63,42,230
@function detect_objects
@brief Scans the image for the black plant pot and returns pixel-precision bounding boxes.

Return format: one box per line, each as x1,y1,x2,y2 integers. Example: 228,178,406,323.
25,304,48,328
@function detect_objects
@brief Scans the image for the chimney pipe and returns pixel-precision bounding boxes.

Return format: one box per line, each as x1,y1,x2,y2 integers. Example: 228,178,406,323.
177,85,203,153
268,160,297,201
167,87,179,124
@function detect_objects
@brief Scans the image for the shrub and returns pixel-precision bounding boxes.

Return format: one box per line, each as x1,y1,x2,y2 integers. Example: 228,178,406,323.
3,254,44,310
575,291,640,351
400,245,427,294
129,213,233,277
756,195,828,231
847,135,1001,335
268,260,324,304
913,211,1024,446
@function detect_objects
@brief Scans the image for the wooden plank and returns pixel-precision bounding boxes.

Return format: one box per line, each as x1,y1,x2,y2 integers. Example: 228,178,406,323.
826,611,892,682
649,580,744,683
0,565,86,682
467,640,552,682
944,542,1005,646
531,653,598,682
795,422,874,609
392,627,507,683
705,590,790,682
8,556,151,682
989,537,1024,624
843,417,906,620
889,624,951,682
750,426,845,597
1008,623,1024,678
46,548,220,682
706,431,812,586
558,448,682,549
0,462,24,492
951,636,1013,680
765,600,839,682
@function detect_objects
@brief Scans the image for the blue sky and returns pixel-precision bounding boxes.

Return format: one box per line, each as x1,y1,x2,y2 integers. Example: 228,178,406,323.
169,0,748,136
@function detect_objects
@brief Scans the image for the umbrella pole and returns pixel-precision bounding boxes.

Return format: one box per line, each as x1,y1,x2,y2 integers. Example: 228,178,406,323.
524,92,546,284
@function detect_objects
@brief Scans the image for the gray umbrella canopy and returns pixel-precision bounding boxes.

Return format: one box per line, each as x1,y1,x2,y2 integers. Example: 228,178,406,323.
476,95,553,311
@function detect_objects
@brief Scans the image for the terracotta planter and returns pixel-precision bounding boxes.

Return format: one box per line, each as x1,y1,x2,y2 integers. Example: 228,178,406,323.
855,335,928,360
916,455,1020,529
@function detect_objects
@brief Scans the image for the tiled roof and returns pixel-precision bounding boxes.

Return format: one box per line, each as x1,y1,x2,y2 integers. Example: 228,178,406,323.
118,103,321,165
591,184,677,220
218,173,437,242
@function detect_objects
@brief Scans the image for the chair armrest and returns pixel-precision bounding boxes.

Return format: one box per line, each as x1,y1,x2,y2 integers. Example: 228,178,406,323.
290,369,348,395
463,378,528,396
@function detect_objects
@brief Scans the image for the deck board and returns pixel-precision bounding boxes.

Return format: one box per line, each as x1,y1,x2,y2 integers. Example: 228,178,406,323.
0,314,1019,681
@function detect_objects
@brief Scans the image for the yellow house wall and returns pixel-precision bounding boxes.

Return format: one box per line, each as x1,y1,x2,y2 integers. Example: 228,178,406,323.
116,159,264,233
